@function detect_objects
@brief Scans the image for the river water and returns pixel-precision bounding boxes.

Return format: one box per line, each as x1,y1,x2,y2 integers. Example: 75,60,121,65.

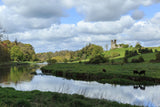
0,64,160,107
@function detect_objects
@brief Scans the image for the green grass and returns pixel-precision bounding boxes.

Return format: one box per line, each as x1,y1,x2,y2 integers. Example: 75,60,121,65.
41,62,160,85
0,87,138,107
128,53,157,62
104,48,134,59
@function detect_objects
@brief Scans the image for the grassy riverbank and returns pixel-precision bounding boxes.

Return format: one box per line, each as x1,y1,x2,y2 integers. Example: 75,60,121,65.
0,87,138,107
41,63,160,85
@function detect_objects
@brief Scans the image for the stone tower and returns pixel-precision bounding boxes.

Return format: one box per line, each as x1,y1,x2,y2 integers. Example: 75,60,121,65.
111,39,117,49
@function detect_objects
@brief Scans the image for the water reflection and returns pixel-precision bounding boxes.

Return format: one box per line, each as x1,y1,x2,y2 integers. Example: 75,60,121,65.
0,65,37,83
133,85,145,90
0,66,160,107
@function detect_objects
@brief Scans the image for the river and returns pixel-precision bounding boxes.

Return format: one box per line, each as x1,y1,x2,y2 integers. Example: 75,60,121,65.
0,64,159,107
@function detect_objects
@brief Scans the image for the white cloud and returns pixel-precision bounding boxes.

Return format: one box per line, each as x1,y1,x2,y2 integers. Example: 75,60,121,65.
0,5,60,33
2,0,72,18
73,0,160,21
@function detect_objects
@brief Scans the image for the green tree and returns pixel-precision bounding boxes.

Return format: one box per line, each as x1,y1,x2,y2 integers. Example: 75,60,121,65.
135,42,142,49
10,46,23,61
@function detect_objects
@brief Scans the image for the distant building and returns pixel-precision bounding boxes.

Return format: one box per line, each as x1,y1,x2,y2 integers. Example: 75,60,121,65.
111,39,123,49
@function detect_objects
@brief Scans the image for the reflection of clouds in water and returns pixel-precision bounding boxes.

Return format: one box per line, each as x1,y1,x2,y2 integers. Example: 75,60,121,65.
0,74,160,107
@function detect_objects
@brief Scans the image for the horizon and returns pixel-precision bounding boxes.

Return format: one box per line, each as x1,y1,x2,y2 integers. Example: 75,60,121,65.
0,0,160,53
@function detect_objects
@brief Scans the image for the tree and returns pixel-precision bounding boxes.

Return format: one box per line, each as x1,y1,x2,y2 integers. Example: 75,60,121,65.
135,42,142,49
10,46,23,61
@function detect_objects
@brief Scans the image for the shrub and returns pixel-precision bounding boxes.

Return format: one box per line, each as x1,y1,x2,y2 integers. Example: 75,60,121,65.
123,57,128,63
111,59,114,64
138,56,144,62
88,55,109,64
156,52,160,61
138,48,153,54
125,50,138,58
155,49,158,52
47,59,57,64
131,58,139,63
131,56,144,63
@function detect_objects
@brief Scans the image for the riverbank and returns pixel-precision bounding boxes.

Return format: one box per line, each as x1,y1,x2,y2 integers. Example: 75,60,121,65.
0,61,41,67
0,87,138,107
41,63,160,85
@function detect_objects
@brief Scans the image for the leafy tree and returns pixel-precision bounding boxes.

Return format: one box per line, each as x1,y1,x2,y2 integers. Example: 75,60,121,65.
10,46,23,61
135,42,142,49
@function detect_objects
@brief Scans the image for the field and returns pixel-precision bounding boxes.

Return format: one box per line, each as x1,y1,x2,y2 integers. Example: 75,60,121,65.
0,87,138,107
41,62,160,85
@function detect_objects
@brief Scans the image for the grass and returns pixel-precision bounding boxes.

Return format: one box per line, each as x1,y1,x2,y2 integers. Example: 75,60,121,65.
0,87,138,107
128,52,157,62
41,62,160,85
104,48,134,59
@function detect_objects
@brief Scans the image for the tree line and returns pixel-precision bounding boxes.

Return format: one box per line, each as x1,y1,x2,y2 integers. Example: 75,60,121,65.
37,43,104,63
0,40,37,63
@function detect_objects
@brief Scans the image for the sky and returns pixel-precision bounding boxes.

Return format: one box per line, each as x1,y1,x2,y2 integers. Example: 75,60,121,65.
0,0,160,53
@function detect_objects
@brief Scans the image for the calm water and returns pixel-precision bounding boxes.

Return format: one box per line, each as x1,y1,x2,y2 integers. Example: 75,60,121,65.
0,64,160,107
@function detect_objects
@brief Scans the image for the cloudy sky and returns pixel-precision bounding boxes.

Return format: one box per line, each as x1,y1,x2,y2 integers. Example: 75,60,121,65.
0,0,160,53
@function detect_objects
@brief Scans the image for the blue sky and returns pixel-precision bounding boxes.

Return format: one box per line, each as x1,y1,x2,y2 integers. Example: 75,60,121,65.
0,0,160,53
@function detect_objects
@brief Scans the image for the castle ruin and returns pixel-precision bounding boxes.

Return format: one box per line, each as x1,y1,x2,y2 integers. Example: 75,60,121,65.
111,39,122,49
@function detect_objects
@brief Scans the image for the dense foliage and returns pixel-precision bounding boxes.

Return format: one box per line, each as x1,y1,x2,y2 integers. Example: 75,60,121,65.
131,56,145,63
135,42,142,49
1,40,37,62
125,50,138,58
88,55,109,64
37,44,104,62
0,42,10,63
138,48,153,54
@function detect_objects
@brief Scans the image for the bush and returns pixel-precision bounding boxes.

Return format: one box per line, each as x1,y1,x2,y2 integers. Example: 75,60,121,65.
131,56,144,63
138,56,144,62
156,52,160,61
138,48,153,54
88,55,109,64
47,59,57,64
155,49,158,52
125,50,138,58
131,58,139,63
150,52,160,63
123,57,128,63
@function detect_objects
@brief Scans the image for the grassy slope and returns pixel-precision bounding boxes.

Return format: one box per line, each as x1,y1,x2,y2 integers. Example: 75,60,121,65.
0,87,138,107
104,47,160,59
104,48,134,59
